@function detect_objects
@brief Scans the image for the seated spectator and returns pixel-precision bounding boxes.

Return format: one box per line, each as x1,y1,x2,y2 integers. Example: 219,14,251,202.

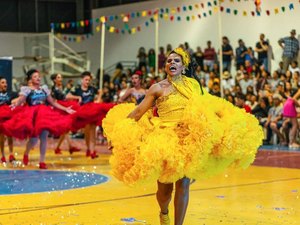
252,97,270,125
235,93,252,113
270,70,280,91
263,94,284,145
277,61,285,75
239,71,254,95
291,71,300,89
221,71,235,92
209,81,221,97
289,61,300,74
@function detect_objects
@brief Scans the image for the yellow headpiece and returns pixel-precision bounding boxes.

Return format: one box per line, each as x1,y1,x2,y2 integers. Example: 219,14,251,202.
173,47,191,67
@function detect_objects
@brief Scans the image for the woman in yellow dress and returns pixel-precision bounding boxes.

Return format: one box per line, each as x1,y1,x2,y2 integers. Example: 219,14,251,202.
103,48,263,225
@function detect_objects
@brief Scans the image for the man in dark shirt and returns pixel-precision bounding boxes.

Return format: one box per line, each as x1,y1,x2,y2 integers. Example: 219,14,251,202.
235,39,247,70
222,36,233,72
255,33,269,72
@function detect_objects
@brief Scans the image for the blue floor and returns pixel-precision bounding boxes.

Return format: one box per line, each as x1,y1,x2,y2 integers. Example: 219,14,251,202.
0,170,108,195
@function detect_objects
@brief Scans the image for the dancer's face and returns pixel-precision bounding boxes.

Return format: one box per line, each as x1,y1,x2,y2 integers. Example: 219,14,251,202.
31,72,41,85
55,74,63,85
0,78,7,91
131,74,141,87
82,75,91,88
165,53,184,77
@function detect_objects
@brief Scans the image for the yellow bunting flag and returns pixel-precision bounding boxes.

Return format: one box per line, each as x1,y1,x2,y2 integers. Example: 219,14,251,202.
80,20,84,27
96,26,100,32
164,13,169,20
142,11,147,17
132,28,136,34
100,16,106,23
213,6,218,13
171,8,176,14
192,15,196,20
274,8,279,14
109,26,115,33
243,11,247,16
153,14,158,20
61,23,65,29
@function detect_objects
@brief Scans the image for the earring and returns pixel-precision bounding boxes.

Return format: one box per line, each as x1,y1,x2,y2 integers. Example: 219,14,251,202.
182,68,186,75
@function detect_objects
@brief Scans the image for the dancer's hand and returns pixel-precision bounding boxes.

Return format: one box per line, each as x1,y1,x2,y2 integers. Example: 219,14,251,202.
9,103,17,110
66,106,75,114
77,96,82,104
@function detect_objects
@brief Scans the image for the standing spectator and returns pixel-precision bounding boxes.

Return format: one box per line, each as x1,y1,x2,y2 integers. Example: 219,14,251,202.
222,36,234,72
137,47,147,69
255,33,269,72
166,44,172,56
193,47,204,69
184,42,193,55
278,29,299,73
148,48,156,70
235,39,248,70
203,41,216,71
158,47,166,70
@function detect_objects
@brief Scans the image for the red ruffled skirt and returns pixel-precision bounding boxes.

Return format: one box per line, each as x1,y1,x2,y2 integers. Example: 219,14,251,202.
71,102,115,131
0,105,23,133
2,105,73,139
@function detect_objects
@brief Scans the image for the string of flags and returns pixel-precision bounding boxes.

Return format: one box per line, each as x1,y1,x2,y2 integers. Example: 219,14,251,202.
53,1,298,42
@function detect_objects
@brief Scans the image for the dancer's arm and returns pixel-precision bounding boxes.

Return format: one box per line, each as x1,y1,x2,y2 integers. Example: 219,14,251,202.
47,95,75,114
10,95,26,109
118,88,132,103
66,92,82,103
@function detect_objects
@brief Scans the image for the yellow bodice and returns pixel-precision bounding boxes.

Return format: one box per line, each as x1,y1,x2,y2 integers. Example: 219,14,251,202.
156,75,201,126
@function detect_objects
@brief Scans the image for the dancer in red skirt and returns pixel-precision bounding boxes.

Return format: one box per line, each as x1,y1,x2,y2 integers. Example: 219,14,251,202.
3,69,75,169
67,71,115,159
50,73,81,155
0,76,17,163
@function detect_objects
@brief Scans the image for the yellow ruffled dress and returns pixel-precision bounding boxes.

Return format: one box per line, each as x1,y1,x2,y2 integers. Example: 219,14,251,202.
102,75,264,185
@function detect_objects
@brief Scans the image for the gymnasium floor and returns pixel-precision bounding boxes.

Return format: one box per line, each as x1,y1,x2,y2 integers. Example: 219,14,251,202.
0,139,299,225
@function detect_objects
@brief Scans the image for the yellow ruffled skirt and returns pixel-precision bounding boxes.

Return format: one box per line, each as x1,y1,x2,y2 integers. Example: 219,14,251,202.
102,94,264,185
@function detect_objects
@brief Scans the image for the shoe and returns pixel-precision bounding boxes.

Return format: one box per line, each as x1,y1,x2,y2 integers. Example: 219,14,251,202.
54,148,62,154
86,149,91,157
1,156,6,163
69,146,81,154
39,162,47,169
9,155,16,162
23,154,29,165
289,143,300,148
91,151,99,159
159,212,170,225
